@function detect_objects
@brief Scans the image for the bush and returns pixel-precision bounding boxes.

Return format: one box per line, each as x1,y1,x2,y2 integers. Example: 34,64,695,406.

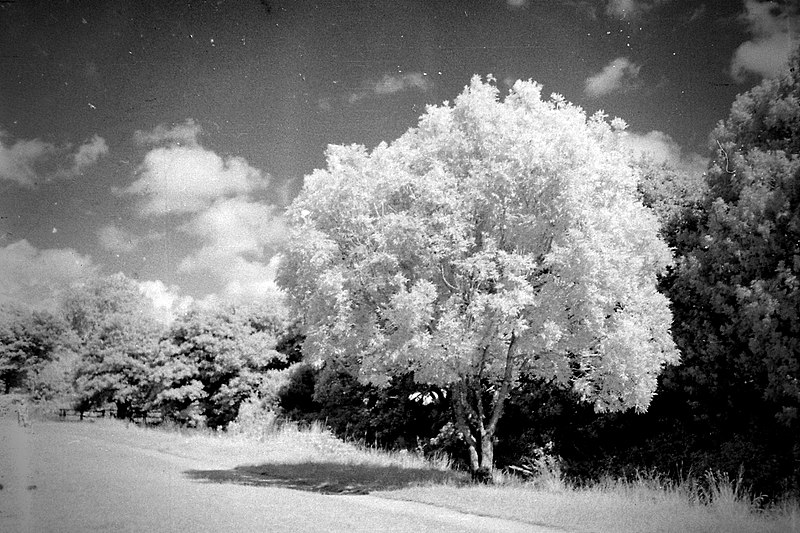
276,362,451,454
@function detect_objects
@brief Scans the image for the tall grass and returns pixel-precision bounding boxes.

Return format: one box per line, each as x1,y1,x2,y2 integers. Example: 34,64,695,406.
226,398,454,472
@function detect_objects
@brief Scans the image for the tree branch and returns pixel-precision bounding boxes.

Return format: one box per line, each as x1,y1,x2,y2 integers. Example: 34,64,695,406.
716,140,735,174
487,330,516,435
452,381,478,449
440,264,458,292
474,344,490,434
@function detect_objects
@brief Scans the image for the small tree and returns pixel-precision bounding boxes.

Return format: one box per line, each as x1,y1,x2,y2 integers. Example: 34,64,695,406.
278,76,679,476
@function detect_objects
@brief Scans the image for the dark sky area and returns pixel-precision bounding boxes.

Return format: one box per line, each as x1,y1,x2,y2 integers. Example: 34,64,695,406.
1,0,797,316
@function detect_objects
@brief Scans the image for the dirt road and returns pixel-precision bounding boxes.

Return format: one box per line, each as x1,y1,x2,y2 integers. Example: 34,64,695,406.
0,419,562,533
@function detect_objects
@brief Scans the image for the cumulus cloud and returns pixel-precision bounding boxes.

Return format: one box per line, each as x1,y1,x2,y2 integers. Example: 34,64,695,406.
133,118,202,146
0,130,108,186
73,134,109,173
584,57,642,97
96,224,140,253
348,72,432,104
0,239,97,310
137,279,193,325
730,1,799,82
123,120,282,304
121,123,268,216
0,133,57,187
192,254,283,303
176,198,286,300
622,130,708,177
180,197,286,257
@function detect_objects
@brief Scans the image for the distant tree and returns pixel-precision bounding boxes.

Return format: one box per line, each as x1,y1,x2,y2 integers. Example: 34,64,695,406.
278,76,679,476
153,303,286,428
665,48,800,490
65,273,163,418
0,305,71,394
633,155,707,246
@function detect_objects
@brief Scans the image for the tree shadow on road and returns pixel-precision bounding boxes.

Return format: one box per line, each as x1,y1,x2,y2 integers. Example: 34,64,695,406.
185,461,468,495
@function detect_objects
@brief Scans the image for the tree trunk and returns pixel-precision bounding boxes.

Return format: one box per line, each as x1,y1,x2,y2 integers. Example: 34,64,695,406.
481,433,494,473
452,333,518,484
452,379,496,483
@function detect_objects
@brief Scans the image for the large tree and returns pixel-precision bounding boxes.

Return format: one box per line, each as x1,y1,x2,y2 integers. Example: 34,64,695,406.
664,48,800,489
278,76,679,476
65,273,163,418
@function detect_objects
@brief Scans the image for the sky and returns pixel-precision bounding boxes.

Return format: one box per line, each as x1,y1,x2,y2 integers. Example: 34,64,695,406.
1,0,798,317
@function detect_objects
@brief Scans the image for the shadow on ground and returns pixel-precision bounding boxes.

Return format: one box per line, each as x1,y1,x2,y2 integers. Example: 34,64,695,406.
185,462,467,495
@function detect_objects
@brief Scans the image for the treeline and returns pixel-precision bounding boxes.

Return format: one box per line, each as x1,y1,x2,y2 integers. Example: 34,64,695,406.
0,273,301,429
2,50,798,500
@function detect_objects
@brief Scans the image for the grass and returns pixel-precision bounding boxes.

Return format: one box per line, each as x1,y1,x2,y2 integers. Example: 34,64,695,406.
135,413,800,532
10,399,800,532
382,483,798,533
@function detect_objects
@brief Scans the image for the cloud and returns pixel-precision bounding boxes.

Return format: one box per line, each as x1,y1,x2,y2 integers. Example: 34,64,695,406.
374,72,430,95
177,198,286,301
604,0,668,19
584,57,642,97
73,134,109,173
137,279,193,325
622,130,709,177
121,124,268,216
730,1,799,82
0,130,108,186
348,72,432,104
124,120,284,304
96,224,140,253
688,4,706,23
506,0,527,7
133,119,202,146
0,132,57,187
0,239,97,310
179,197,286,257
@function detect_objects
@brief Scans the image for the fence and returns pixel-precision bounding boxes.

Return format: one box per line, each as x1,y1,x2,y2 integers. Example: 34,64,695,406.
57,408,164,425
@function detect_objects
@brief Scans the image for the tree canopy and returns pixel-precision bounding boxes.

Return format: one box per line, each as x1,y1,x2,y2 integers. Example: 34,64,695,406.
152,302,286,428
278,76,679,474
65,273,164,417
0,305,71,394
669,49,800,432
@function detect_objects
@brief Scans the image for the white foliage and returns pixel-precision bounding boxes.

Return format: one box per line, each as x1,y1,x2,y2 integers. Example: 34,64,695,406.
278,76,679,413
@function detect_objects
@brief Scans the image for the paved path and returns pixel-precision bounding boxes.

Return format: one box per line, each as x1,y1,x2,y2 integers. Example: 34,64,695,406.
0,419,563,533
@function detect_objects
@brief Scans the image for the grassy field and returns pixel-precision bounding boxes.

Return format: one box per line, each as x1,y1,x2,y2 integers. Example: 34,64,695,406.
6,398,798,533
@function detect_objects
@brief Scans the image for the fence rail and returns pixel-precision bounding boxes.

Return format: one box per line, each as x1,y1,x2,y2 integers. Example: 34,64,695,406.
57,408,164,425
58,408,114,420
